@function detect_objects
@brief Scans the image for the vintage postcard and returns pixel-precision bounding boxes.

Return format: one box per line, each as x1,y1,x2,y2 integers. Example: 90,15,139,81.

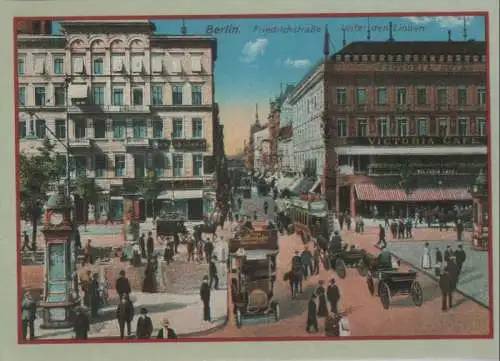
2,1,499,360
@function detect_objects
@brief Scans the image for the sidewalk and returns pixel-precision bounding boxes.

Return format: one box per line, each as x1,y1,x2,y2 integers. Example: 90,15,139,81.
35,290,228,339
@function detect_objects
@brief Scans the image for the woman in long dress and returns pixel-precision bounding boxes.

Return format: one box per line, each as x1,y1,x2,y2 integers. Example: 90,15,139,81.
422,242,431,269
316,280,329,317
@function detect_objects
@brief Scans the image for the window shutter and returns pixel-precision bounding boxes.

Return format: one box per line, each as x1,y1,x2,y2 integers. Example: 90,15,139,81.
171,57,181,73
152,55,163,73
112,56,123,72
34,56,45,74
191,55,201,72
72,56,84,73
132,55,143,73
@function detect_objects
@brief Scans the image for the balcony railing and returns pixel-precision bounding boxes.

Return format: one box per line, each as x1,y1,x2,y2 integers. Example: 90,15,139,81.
171,138,208,151
149,138,171,151
69,138,93,147
124,137,150,147
67,105,151,114
330,103,486,113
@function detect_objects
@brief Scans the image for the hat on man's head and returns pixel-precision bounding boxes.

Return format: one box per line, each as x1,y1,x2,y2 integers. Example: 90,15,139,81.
119,270,126,276
140,308,148,315
203,275,209,281
162,317,170,327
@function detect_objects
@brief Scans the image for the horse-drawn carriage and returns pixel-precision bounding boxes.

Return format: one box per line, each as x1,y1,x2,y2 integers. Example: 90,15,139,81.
229,224,280,327
367,268,424,309
328,245,370,279
156,211,187,243
287,197,329,244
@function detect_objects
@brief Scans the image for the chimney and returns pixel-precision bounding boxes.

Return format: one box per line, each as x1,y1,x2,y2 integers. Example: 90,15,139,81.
367,17,371,40
181,19,187,35
342,29,347,47
448,30,452,42
388,21,394,42
462,17,468,41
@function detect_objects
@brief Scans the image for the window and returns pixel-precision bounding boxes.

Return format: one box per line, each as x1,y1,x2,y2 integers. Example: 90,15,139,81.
355,88,367,104
417,118,428,136
416,88,427,105
457,88,467,106
55,119,66,139
134,154,146,178
171,56,182,73
378,118,389,137
152,86,163,105
132,120,147,138
173,154,184,177
357,118,367,136
438,119,448,136
477,118,486,136
153,120,163,138
172,85,183,105
18,58,25,75
396,88,407,105
112,54,125,73
192,118,203,138
172,118,184,138
153,154,165,177
376,88,387,105
33,55,46,74
477,87,486,105
151,54,163,73
132,88,143,106
35,119,46,138
92,86,105,105
397,118,408,136
74,119,86,139
71,55,84,74
337,119,347,137
53,57,64,74
112,87,124,105
115,154,126,177
437,88,448,105
191,84,202,105
94,155,107,178
74,156,86,178
191,55,202,72
19,121,26,138
19,86,26,106
131,54,144,73
458,118,468,136
193,154,203,176
34,87,46,106
336,88,346,105
92,57,104,75
94,120,106,139
113,120,125,139
54,86,65,106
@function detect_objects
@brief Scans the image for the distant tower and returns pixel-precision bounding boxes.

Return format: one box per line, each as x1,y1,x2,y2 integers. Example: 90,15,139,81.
254,103,260,126
462,17,468,41
342,29,347,47
181,19,187,35
388,21,394,41
448,29,452,41
323,25,330,59
367,17,372,40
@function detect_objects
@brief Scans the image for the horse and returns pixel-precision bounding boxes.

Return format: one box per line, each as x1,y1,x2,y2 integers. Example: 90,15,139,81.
284,264,304,299
193,223,217,238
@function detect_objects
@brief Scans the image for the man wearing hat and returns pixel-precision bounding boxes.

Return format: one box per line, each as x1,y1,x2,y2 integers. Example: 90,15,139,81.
157,317,177,339
301,246,313,280
455,244,467,277
327,278,341,315
209,256,219,290
200,275,211,322
73,305,90,340
115,270,132,299
444,245,454,263
136,308,153,339
22,230,31,251
446,256,459,303
306,293,318,333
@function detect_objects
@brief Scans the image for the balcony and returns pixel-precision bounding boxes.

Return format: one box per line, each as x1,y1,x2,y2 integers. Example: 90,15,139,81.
124,137,150,148
69,138,93,148
171,138,208,151
149,138,171,151
67,105,151,114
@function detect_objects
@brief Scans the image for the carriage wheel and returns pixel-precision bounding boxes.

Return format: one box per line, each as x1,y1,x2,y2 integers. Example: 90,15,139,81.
357,260,368,277
235,308,242,328
367,276,374,296
379,282,392,310
410,281,424,307
274,302,280,322
335,258,346,279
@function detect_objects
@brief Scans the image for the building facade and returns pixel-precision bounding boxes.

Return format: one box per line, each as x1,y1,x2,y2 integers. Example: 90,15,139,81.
252,126,269,174
17,20,217,222
277,124,294,174
325,40,487,217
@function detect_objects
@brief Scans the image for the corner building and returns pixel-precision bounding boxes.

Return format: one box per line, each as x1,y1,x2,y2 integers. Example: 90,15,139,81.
325,41,487,217
17,21,217,222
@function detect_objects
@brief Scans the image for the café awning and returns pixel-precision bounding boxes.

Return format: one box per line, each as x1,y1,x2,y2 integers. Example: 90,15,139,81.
354,184,472,202
158,189,203,200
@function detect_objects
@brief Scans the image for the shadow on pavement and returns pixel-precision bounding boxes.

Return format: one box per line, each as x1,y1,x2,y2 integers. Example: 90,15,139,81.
388,282,441,309
276,284,316,320
90,302,187,324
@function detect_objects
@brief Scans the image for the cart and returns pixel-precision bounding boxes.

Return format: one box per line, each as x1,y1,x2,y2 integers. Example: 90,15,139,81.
229,226,280,327
156,211,186,243
329,247,370,279
366,269,423,309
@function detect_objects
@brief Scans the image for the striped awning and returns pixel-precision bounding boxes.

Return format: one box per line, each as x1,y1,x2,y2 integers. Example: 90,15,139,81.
354,184,472,202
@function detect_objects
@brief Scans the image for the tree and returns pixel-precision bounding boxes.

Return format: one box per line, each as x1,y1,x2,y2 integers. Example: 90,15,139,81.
75,176,102,230
138,170,163,219
20,138,61,250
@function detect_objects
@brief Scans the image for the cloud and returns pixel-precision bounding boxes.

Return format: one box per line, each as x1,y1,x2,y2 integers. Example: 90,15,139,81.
284,58,311,68
405,16,475,28
240,38,268,63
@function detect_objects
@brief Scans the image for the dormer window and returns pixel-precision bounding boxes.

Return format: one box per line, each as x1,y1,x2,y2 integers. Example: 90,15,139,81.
379,54,385,61
430,55,436,62
396,55,403,62
439,55,445,62
362,54,368,62
335,55,342,61
353,55,359,62
481,55,486,62
387,55,393,62
465,55,470,62
413,54,419,62
422,55,427,62
447,55,453,62
473,55,479,62
455,55,461,62
345,54,351,62
405,54,411,61
371,54,377,61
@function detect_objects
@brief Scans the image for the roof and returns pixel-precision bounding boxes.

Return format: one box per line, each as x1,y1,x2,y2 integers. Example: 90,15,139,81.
333,41,486,56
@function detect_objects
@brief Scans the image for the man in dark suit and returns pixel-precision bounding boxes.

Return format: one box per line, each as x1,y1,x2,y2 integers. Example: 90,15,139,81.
73,306,90,340
209,256,219,290
439,268,452,311
116,294,134,339
306,293,318,333
446,257,459,306
444,245,454,263
200,275,211,322
147,231,155,258
326,278,340,314
455,245,466,277
139,233,146,258
136,308,153,339
204,239,214,264
21,290,37,340
115,270,131,298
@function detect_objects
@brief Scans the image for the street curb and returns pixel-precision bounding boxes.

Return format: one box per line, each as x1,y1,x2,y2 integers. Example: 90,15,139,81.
387,251,489,309
177,316,229,338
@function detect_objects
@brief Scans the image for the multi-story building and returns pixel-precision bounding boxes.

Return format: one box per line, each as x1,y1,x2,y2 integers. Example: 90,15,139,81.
17,20,217,222
252,126,269,174
17,20,52,35
286,61,325,194
277,124,294,173
324,40,487,217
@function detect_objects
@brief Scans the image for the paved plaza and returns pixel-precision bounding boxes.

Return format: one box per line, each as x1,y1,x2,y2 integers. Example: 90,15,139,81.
387,240,490,307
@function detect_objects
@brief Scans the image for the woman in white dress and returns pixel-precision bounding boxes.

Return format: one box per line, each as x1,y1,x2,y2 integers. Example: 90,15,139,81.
421,242,431,269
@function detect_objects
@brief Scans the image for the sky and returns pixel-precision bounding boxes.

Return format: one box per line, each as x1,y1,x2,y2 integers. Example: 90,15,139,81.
54,15,486,155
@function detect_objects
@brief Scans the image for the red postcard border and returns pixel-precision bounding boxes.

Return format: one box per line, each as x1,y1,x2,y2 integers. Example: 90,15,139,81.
13,10,494,345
